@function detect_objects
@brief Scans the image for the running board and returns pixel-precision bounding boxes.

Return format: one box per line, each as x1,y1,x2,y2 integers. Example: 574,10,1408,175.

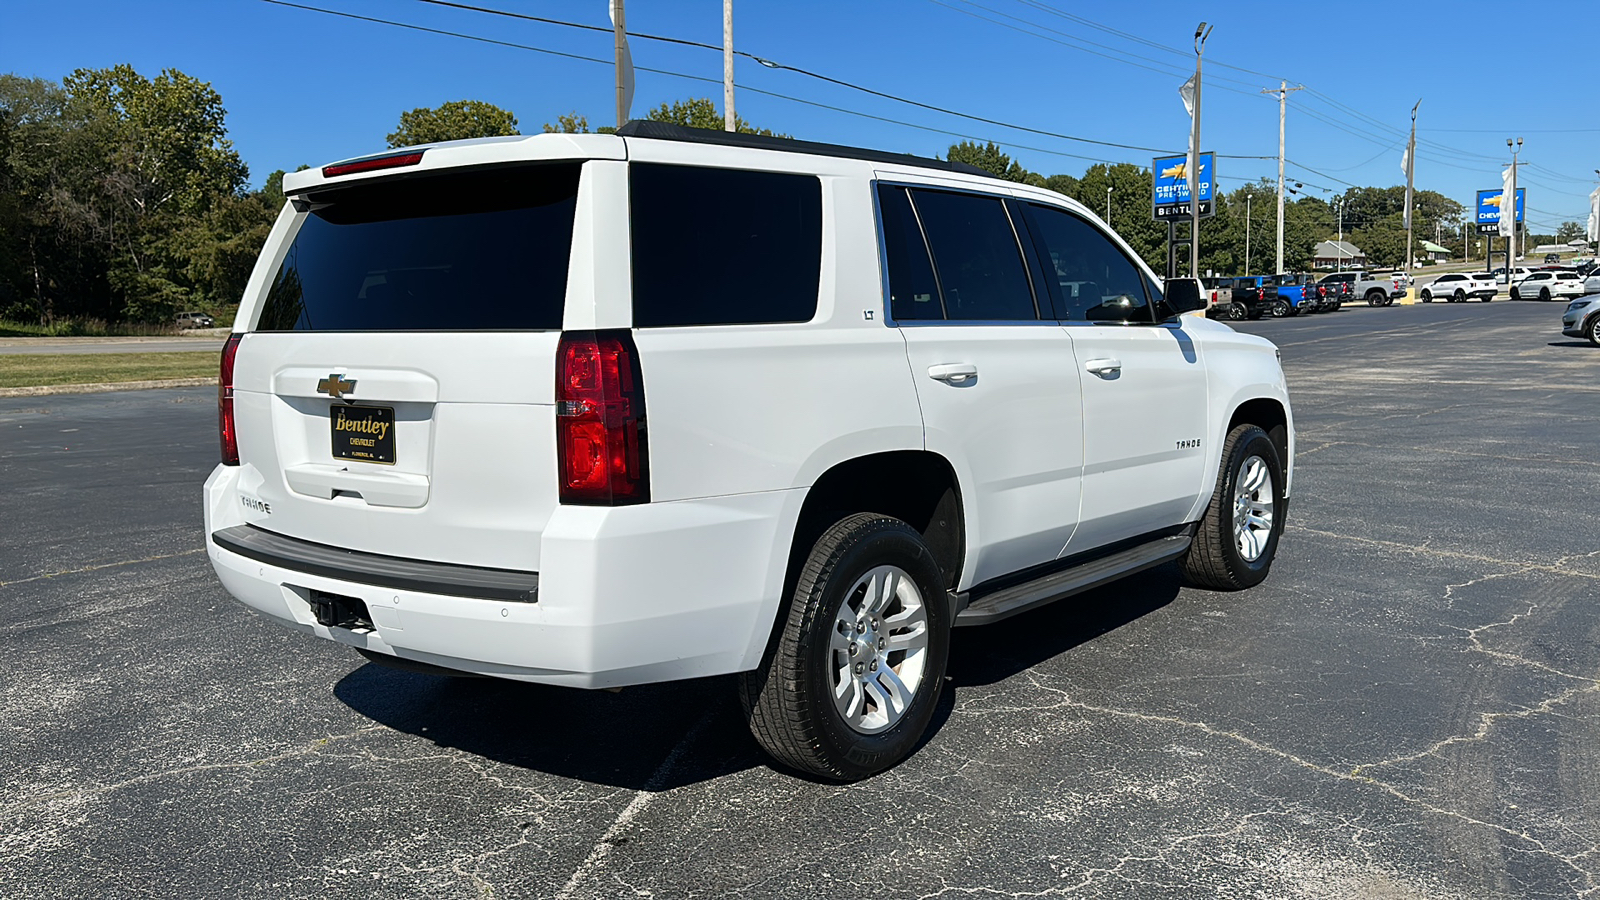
953,534,1192,626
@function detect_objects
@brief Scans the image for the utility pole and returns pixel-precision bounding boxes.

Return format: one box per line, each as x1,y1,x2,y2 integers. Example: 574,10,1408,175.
1403,99,1419,280
1505,137,1522,264
612,0,628,128
1245,194,1252,275
1336,199,1345,272
1188,22,1211,278
1262,80,1303,274
723,0,735,132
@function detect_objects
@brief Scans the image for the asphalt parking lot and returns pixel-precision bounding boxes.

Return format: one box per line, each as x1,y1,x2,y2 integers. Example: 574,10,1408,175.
3,299,1597,899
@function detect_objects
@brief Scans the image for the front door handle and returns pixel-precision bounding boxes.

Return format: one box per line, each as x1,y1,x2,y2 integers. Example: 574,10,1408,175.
1085,357,1122,376
928,363,978,384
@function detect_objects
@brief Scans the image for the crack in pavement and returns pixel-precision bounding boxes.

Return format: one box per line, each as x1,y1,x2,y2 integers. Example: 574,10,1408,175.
0,725,385,817
0,548,205,589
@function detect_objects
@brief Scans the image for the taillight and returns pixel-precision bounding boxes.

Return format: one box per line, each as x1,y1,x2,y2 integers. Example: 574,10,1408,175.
556,330,649,505
219,333,243,466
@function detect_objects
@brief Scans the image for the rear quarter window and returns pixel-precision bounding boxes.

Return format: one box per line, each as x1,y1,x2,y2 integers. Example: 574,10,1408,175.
629,163,822,327
257,164,580,332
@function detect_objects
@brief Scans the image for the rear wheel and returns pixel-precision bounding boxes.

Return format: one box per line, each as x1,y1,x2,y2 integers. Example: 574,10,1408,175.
1181,424,1285,591
1271,299,1292,318
739,513,950,781
1366,291,1385,307
1540,288,1552,302
1421,290,1433,302
1227,302,1247,321
1453,290,1466,303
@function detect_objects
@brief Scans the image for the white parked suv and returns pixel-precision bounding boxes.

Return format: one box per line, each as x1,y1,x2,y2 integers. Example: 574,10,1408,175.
1511,270,1587,301
204,123,1294,780
1420,273,1496,302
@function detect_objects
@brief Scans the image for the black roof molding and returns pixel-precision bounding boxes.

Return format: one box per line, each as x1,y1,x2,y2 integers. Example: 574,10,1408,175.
616,120,993,178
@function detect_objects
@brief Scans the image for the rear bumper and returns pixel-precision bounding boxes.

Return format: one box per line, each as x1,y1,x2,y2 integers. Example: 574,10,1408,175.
204,465,803,689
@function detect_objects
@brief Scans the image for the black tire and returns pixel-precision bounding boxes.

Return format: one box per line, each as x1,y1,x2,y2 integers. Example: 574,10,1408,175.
1227,302,1248,321
1540,288,1551,302
1453,290,1465,303
1588,315,1600,347
1330,298,1342,311
1511,288,1521,301
1421,290,1432,303
1270,299,1292,318
738,513,951,781
1482,294,1493,302
1180,424,1285,591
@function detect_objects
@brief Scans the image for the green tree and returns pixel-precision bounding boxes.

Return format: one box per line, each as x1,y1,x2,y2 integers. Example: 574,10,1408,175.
943,141,1042,185
543,112,591,134
387,99,519,148
1555,221,1584,243
58,64,250,320
644,97,784,137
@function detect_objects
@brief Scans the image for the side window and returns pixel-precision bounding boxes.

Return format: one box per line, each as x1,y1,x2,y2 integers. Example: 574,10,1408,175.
630,163,821,327
877,185,943,321
1025,204,1152,322
908,188,1038,321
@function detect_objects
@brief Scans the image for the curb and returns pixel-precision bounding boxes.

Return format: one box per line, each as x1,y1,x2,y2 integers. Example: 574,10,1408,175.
0,377,216,398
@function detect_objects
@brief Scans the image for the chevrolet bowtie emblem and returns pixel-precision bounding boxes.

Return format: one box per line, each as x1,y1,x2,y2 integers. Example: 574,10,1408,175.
316,374,357,399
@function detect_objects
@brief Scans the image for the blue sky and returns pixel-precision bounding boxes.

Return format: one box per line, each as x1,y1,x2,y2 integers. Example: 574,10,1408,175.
6,0,1597,234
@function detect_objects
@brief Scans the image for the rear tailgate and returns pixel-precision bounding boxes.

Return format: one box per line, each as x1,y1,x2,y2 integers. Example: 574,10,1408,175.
229,161,583,572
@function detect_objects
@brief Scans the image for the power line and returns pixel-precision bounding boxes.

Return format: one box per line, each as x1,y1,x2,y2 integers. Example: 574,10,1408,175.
405,0,1256,156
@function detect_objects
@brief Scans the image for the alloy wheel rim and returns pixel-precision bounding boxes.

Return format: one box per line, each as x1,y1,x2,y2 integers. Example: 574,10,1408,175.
829,565,930,735
1232,455,1275,563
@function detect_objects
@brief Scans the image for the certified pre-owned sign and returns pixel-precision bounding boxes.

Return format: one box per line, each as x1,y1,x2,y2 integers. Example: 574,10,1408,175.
1151,152,1215,221
1475,188,1525,235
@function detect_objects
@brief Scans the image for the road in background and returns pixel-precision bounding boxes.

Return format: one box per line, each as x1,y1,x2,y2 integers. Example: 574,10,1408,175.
0,336,225,355
3,301,1597,899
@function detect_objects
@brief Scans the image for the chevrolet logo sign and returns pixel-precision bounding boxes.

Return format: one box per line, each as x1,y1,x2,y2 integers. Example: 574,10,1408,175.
316,374,357,399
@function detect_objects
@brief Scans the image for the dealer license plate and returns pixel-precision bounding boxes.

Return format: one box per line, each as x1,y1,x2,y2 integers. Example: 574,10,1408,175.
330,405,395,465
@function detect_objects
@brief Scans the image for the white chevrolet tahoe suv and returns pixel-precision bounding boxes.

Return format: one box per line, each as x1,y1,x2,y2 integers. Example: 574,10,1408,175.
204,122,1294,780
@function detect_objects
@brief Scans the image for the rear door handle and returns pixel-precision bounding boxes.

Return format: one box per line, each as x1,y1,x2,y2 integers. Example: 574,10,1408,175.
1085,357,1122,376
928,363,978,384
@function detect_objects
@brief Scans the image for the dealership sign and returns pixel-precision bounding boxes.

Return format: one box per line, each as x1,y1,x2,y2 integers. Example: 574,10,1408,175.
1151,152,1215,221
1474,188,1524,235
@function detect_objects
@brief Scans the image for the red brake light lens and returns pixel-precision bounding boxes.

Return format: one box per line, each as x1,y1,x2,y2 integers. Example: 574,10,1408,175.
321,151,426,178
219,333,243,466
556,331,649,505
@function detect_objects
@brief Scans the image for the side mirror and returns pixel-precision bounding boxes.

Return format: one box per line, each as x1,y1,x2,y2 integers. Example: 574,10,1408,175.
1158,277,1207,318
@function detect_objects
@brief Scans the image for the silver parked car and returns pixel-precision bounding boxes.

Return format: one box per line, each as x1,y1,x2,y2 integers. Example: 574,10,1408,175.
175,311,215,328
1563,295,1600,345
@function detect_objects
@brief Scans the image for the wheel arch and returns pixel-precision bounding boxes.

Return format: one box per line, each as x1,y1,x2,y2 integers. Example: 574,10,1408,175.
750,450,966,669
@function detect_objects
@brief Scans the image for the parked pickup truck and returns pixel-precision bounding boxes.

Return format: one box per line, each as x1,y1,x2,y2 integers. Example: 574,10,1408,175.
1419,273,1496,303
1198,277,1234,317
1318,270,1405,307
1215,276,1276,320
1265,273,1324,316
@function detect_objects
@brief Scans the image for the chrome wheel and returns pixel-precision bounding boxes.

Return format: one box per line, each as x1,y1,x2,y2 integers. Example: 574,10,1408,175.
1232,455,1275,563
829,565,930,735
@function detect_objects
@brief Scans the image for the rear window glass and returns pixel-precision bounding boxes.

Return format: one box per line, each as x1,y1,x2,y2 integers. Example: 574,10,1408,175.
630,163,821,327
256,164,580,331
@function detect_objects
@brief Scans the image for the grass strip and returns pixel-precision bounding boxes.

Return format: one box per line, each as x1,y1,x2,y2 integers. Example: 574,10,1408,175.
0,352,218,389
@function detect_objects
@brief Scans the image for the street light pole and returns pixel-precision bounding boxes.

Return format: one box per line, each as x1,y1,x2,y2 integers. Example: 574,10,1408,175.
1506,137,1523,264
1188,22,1211,278
1106,186,1113,225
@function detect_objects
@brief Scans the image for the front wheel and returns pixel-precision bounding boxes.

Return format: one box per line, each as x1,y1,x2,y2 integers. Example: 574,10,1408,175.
739,513,950,781
1180,424,1285,591
1511,288,1521,301
1588,315,1600,347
